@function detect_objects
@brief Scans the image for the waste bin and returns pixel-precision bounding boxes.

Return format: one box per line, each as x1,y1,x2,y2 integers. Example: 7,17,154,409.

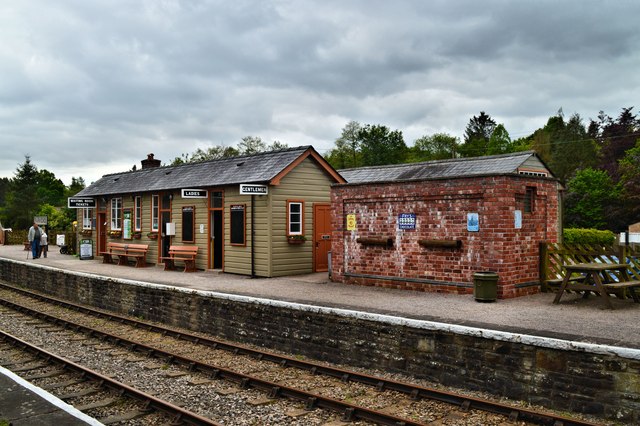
473,271,498,302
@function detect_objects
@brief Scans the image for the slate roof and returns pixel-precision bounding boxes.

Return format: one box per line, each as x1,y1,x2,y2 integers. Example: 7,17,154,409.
338,151,551,184
76,146,320,197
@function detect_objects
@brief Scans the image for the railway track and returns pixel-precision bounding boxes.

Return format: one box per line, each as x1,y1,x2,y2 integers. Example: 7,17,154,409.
0,329,220,425
0,282,602,425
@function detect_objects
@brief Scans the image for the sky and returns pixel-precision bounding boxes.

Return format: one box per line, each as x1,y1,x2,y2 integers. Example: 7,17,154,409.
1,1,639,186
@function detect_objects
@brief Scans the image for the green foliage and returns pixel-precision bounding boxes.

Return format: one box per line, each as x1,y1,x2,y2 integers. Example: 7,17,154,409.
0,156,84,231
37,204,74,232
170,136,288,166
459,111,497,157
564,168,620,229
325,121,362,169
358,124,407,166
409,133,459,162
563,228,616,245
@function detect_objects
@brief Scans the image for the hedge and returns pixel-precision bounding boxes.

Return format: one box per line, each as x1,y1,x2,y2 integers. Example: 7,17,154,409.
563,228,616,245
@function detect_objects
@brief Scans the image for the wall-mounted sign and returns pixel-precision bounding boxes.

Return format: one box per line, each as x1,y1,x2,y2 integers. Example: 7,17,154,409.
239,184,268,195
467,213,479,232
123,210,132,239
68,197,96,208
182,189,208,198
398,213,416,230
514,210,522,229
33,215,48,225
346,214,357,231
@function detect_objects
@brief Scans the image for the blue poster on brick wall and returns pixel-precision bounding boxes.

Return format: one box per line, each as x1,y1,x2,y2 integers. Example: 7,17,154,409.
398,213,416,230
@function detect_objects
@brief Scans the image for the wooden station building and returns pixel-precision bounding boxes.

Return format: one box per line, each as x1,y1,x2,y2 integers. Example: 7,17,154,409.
73,146,345,276
331,151,562,298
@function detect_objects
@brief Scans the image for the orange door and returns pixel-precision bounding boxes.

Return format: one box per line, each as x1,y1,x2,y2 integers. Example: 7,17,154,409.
97,213,107,254
313,204,331,272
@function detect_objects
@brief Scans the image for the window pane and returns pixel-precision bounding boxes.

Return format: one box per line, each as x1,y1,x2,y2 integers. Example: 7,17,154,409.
211,191,223,208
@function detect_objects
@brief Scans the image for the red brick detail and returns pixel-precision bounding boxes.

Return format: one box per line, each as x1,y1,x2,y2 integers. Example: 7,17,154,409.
331,176,560,299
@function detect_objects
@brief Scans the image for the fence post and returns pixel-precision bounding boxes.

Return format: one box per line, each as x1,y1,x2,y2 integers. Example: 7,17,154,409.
539,241,549,292
618,244,627,264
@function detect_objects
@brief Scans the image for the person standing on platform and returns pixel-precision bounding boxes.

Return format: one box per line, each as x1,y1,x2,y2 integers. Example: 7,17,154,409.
40,227,48,258
27,222,41,259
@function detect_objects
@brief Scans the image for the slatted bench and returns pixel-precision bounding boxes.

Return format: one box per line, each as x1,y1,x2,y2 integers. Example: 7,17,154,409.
99,242,149,268
160,245,199,272
604,281,640,303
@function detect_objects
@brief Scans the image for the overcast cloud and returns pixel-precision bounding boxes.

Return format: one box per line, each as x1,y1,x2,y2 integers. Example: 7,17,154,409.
1,0,639,185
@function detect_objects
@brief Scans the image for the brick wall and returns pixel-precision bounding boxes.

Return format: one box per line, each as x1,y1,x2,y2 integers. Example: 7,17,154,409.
0,259,636,423
331,175,560,298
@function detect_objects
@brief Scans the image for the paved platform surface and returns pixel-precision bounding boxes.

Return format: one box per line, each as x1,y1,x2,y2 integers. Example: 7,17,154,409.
1,244,640,349
0,366,100,425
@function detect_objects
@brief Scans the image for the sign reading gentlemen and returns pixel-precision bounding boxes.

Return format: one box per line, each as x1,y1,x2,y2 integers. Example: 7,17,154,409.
239,184,268,195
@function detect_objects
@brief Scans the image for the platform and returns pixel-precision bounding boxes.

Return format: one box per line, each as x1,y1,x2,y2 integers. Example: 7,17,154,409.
0,366,100,425
0,244,639,349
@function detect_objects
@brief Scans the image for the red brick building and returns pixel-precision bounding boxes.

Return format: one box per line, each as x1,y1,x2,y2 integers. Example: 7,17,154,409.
331,152,562,298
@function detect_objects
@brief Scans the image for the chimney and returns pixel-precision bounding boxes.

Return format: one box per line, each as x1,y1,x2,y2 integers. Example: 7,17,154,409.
141,153,161,169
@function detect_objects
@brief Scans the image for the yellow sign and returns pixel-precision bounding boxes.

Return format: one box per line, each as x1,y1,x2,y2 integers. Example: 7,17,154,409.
346,214,356,231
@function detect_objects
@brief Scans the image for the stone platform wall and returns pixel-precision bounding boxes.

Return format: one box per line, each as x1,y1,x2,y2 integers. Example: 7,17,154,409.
0,258,637,423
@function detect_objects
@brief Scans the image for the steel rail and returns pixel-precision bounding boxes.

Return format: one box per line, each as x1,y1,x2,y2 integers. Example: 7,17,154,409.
0,282,601,426
0,329,222,426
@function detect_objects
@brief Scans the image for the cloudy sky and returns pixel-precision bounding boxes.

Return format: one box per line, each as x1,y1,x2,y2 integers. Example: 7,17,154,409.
1,1,639,185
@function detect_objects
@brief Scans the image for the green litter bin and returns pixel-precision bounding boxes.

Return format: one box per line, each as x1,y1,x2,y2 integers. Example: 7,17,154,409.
473,271,498,302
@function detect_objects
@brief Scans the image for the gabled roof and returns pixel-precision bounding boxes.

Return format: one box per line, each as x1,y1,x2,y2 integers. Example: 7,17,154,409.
76,146,345,197
338,151,555,184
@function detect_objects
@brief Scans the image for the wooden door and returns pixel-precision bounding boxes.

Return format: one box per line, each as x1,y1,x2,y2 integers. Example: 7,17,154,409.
97,213,107,254
313,204,331,272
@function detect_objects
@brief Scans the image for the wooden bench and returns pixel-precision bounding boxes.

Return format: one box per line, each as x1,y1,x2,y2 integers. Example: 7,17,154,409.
99,242,149,268
160,246,199,272
604,280,640,302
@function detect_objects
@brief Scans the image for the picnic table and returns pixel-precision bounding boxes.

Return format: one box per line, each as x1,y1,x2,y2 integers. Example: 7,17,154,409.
553,263,640,309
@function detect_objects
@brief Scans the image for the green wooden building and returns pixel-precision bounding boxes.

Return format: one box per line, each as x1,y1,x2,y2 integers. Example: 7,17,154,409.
73,146,345,276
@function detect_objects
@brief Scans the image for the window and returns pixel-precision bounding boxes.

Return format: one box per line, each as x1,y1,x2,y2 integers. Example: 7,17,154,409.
287,201,304,235
182,206,195,243
151,195,159,231
517,187,536,213
110,198,122,230
82,208,93,229
134,196,142,231
230,204,246,245
210,191,223,208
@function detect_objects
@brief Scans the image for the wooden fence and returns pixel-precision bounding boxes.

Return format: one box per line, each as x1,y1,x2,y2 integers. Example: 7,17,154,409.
539,242,640,292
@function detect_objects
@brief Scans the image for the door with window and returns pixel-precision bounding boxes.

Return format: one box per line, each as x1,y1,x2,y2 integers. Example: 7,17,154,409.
160,194,172,259
313,204,331,272
209,191,223,269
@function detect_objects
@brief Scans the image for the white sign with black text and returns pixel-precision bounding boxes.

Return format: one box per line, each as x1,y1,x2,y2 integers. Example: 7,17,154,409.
181,189,208,198
239,184,268,195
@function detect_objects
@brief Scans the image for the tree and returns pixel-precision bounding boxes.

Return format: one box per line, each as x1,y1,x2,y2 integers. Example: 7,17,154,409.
36,169,65,206
358,124,407,166
548,113,598,182
171,146,240,165
3,156,40,229
459,111,497,157
617,140,640,226
486,124,513,155
325,121,362,169
564,168,620,230
591,107,639,180
65,177,86,198
410,133,459,162
238,136,267,155
268,141,289,151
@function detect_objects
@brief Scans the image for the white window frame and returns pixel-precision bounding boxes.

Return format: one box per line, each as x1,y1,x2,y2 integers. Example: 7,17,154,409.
151,195,159,231
82,208,93,230
287,201,303,236
135,196,142,231
110,198,122,230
